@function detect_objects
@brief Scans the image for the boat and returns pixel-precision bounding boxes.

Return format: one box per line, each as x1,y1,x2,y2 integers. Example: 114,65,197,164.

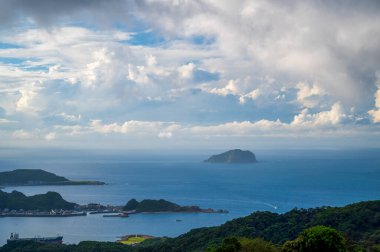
103,212,129,218
7,233,63,244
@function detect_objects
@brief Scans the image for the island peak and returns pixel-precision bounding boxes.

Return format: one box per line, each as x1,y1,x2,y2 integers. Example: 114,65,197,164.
205,149,257,163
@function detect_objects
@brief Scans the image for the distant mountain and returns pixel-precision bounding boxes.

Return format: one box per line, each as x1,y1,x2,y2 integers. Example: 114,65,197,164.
205,149,257,163
0,190,76,211
0,169,105,186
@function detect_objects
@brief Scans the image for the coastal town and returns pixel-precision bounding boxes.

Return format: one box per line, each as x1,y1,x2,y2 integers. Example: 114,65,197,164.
0,201,228,218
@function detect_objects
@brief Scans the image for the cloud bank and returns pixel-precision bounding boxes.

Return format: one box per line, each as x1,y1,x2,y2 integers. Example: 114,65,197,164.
0,0,379,149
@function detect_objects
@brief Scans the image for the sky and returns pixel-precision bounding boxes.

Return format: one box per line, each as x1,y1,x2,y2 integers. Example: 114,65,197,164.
0,0,380,150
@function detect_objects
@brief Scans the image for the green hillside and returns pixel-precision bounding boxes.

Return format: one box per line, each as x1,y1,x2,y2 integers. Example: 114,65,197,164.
0,190,76,211
144,200,380,251
0,169,105,186
123,199,201,212
0,169,68,185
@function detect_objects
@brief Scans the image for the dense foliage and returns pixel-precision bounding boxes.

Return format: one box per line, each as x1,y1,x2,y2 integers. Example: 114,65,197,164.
122,199,201,213
123,199,139,211
144,200,380,251
0,190,76,211
0,169,68,185
206,237,277,252
0,241,135,252
281,226,347,252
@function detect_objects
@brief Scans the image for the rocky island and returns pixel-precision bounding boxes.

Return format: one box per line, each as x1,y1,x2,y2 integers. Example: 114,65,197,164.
205,149,257,163
0,169,105,187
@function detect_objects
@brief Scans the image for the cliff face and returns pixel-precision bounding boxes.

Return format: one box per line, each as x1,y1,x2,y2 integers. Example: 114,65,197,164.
205,149,257,163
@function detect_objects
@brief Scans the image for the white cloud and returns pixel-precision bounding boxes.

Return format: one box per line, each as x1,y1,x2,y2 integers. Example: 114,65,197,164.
296,82,325,108
208,79,261,104
239,89,260,104
0,1,379,149
0,118,16,124
292,103,344,127
209,79,239,96
54,124,89,136
58,113,81,122
158,131,173,139
127,64,149,84
45,132,56,141
83,48,114,88
368,109,380,123
16,83,42,115
178,63,195,79
189,119,286,137
89,119,179,137
136,1,380,106
368,77,380,123
12,130,33,139
82,103,346,138
376,88,380,109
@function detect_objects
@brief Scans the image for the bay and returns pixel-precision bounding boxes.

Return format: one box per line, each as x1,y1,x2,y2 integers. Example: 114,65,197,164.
0,149,379,245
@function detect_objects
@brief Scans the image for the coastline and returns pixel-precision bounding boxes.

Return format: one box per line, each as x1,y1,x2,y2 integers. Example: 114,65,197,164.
0,204,228,218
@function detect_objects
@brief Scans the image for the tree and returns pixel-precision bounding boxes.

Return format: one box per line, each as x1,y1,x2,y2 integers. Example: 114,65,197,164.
206,237,242,252
239,237,277,252
281,226,347,252
207,237,277,252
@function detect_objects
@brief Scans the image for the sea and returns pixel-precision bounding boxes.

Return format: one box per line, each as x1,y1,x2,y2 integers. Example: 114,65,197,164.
0,149,379,245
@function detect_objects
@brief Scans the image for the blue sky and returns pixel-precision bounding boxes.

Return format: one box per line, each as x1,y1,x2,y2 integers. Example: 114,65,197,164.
0,0,380,150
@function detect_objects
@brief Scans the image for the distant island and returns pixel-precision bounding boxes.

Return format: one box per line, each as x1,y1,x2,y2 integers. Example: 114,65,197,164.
122,199,227,214
0,169,105,187
205,149,257,163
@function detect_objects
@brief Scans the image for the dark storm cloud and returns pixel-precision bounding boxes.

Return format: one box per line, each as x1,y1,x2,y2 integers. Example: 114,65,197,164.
0,0,133,27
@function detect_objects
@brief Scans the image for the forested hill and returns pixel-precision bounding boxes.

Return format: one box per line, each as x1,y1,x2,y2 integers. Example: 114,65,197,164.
0,169,68,185
0,169,105,186
123,199,202,213
0,190,76,211
146,200,380,251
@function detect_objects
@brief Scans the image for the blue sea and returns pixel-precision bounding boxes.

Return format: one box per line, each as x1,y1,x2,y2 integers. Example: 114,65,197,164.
0,149,379,245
